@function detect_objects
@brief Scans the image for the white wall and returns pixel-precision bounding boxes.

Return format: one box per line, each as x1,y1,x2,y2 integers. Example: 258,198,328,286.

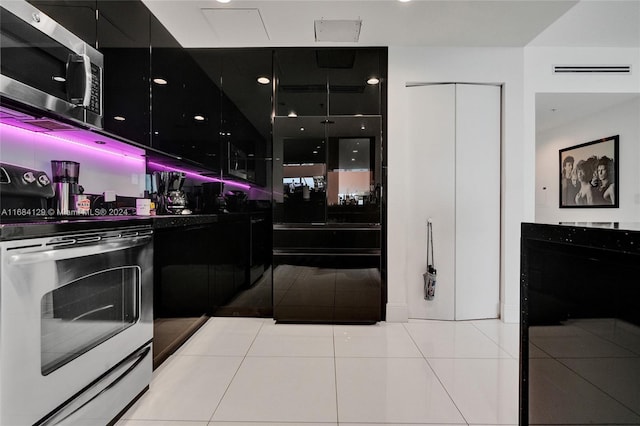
524,47,640,218
387,45,640,324
387,47,525,323
536,96,640,223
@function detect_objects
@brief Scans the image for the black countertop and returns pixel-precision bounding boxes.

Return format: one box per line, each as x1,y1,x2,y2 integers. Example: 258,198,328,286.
522,222,640,254
0,213,253,241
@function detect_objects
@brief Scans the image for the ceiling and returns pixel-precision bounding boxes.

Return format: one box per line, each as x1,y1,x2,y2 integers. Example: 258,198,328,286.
142,0,640,49
141,0,640,138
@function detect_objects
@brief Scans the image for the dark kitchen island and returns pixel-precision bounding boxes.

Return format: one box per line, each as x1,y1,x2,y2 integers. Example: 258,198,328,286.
519,222,640,426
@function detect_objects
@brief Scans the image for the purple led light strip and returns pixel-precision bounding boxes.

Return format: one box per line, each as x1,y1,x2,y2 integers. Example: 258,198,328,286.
147,161,251,190
0,122,145,162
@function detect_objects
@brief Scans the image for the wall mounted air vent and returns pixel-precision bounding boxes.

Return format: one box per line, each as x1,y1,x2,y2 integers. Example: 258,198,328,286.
553,65,632,74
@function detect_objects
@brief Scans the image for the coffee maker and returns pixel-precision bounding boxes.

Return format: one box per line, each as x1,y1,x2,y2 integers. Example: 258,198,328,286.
50,160,80,215
154,171,189,214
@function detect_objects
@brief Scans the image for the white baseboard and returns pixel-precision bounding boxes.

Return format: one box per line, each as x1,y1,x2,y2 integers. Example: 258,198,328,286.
385,303,409,322
501,302,520,323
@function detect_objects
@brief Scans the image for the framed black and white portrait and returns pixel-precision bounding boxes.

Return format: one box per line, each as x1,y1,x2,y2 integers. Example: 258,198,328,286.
559,135,619,208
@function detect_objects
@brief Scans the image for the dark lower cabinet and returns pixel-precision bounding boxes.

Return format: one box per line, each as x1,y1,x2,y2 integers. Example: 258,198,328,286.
153,217,249,318
520,223,640,426
272,226,382,324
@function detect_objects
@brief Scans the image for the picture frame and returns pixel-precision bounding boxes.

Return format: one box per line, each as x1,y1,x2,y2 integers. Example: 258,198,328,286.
559,135,619,208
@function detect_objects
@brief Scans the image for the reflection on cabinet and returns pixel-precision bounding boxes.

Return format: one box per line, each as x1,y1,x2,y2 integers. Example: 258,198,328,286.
274,48,385,117
273,225,382,323
273,116,382,225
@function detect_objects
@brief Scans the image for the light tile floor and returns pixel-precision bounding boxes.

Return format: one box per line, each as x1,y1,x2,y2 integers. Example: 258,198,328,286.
118,317,520,426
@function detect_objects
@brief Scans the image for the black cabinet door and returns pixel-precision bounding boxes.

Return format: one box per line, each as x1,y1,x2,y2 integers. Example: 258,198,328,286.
150,47,221,168
219,49,272,186
98,0,150,144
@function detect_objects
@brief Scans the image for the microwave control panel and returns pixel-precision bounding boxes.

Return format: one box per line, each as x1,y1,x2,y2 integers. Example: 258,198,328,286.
89,63,101,115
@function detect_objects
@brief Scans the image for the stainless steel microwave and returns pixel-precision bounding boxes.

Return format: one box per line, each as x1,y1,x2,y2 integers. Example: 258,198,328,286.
0,0,103,129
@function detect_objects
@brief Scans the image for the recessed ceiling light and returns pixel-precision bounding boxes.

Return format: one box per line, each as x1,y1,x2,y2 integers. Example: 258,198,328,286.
52,76,66,82
398,0,411,2
353,150,359,153
367,77,380,85
288,112,297,117
153,78,168,85
257,76,270,85
194,115,205,121
217,0,231,3
361,125,366,130
313,150,318,154
300,127,305,131
114,116,126,121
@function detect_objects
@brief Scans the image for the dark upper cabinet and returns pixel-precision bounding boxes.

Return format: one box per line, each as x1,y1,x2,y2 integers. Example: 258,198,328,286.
27,0,98,47
98,1,151,144
150,46,221,169
218,49,272,186
275,48,385,117
153,48,273,184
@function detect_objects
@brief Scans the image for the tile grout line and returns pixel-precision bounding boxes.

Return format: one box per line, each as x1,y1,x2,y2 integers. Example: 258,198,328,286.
469,320,518,359
206,318,267,424
332,324,340,425
401,322,471,426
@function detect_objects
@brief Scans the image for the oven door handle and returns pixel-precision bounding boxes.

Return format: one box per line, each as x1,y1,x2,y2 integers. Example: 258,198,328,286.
7,235,152,265
36,345,151,426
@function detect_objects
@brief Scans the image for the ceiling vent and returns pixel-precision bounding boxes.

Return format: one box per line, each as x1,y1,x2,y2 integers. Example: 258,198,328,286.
314,19,362,42
553,65,632,74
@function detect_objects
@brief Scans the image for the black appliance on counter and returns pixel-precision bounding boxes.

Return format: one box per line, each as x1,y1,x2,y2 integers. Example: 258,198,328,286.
0,162,54,216
50,160,81,215
201,182,227,213
153,171,189,215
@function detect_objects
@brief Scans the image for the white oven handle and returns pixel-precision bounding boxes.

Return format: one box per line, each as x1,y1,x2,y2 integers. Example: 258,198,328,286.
7,235,151,265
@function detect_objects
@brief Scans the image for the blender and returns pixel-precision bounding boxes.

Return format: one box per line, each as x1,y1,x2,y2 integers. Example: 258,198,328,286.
51,160,80,215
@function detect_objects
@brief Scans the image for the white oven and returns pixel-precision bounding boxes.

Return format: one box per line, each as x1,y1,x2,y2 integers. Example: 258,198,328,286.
0,225,153,425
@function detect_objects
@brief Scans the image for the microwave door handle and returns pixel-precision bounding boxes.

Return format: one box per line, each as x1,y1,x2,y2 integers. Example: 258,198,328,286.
81,54,91,107
65,54,91,106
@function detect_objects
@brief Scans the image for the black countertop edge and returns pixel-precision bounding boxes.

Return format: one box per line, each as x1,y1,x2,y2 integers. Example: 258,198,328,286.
521,222,640,254
0,213,257,241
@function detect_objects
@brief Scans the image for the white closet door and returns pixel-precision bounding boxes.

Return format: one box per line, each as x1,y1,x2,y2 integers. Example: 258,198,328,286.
455,84,501,320
406,84,456,320
406,83,500,321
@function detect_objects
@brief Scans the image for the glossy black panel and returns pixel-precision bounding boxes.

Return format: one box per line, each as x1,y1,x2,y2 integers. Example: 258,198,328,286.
274,48,385,117
520,223,640,426
153,214,272,319
273,115,382,225
273,254,381,324
272,225,381,323
273,226,380,251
